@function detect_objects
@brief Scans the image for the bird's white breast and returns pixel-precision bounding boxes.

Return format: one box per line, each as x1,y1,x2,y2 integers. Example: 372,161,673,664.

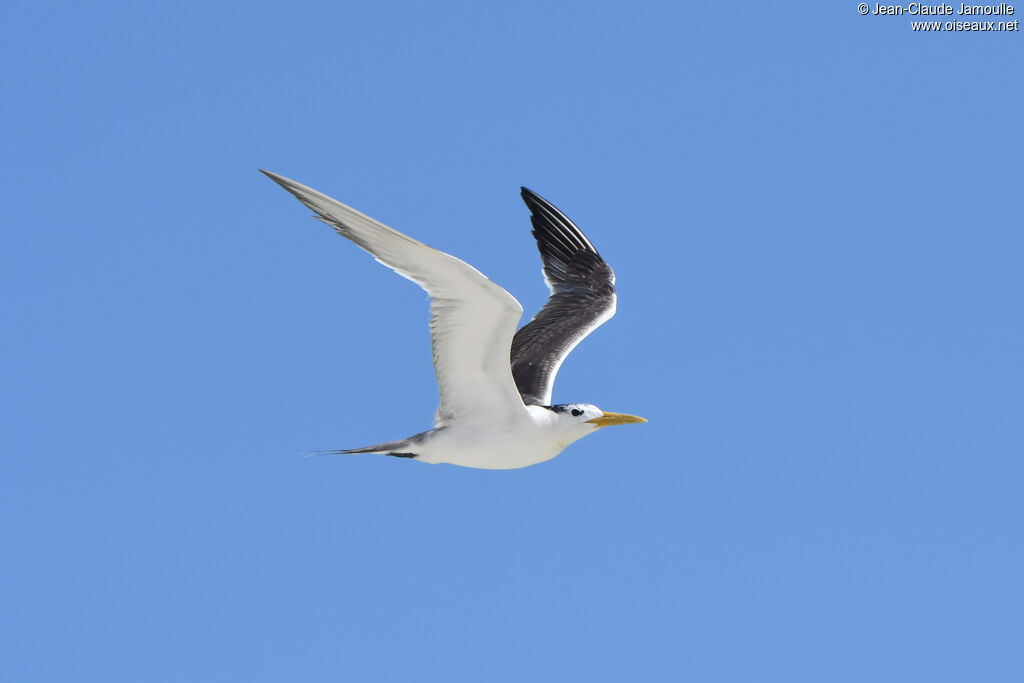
415,406,581,470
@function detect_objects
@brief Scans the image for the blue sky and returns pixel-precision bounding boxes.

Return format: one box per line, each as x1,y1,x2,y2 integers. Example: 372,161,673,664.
2,1,1021,680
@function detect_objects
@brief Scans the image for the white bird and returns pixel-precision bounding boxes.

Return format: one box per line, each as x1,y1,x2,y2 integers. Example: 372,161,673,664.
263,170,646,469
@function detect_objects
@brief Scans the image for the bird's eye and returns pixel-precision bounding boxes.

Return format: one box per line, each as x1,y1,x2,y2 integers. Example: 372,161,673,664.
571,408,583,417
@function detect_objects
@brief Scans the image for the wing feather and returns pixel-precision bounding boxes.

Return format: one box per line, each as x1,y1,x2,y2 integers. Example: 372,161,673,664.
511,188,617,406
262,170,527,424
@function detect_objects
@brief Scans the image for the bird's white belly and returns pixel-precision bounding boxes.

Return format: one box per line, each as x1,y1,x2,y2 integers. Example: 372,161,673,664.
414,420,569,470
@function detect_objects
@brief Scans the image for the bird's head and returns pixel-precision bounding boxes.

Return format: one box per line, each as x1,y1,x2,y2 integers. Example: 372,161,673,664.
550,403,647,441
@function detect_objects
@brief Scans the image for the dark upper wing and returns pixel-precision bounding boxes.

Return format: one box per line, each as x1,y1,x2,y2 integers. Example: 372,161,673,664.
510,188,617,406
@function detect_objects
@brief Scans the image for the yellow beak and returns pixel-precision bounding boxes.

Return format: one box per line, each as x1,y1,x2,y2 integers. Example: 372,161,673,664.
586,412,648,428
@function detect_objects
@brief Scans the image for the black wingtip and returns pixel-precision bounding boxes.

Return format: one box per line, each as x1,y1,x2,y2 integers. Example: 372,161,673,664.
518,186,599,259
520,186,546,208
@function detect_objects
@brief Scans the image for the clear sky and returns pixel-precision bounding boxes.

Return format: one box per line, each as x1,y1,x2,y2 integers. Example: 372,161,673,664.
2,1,1022,681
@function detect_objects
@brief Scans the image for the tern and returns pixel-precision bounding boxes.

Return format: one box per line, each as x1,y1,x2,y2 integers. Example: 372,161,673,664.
263,170,645,469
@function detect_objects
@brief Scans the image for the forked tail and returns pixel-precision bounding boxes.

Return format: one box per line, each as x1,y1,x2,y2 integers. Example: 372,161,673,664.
304,428,442,460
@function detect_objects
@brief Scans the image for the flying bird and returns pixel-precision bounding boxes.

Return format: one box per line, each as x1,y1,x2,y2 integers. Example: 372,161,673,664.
262,170,645,469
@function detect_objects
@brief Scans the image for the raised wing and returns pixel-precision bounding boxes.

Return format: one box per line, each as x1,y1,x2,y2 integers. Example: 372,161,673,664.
262,170,527,424
510,188,617,406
